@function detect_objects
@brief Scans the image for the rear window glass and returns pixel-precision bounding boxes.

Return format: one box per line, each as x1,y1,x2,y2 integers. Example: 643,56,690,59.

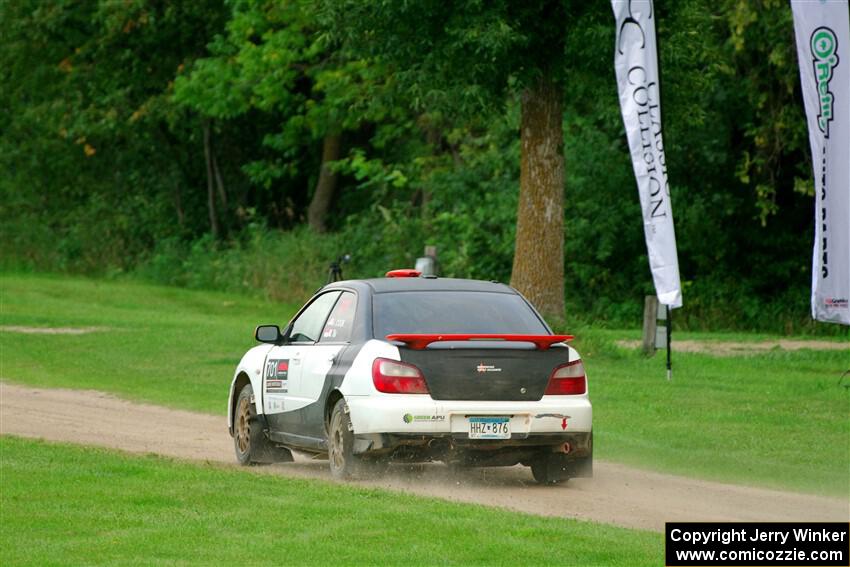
372,291,547,338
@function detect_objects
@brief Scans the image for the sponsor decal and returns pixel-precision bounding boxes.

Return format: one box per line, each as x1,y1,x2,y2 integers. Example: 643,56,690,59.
476,362,502,373
265,359,289,392
265,359,289,379
534,413,571,430
824,297,848,309
808,28,840,284
265,381,287,393
810,27,839,137
403,413,445,424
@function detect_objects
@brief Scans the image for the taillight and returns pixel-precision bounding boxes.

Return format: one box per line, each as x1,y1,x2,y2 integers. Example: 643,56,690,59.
371,358,429,394
544,360,586,395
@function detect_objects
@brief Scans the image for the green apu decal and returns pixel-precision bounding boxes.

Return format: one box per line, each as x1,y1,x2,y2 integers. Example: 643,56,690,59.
403,413,445,423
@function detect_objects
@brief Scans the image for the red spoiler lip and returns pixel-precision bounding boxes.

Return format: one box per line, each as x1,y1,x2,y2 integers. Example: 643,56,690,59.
384,334,574,350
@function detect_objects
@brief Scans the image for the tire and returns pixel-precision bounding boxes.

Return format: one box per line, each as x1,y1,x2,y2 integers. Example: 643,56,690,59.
328,398,372,479
531,455,569,485
233,384,293,466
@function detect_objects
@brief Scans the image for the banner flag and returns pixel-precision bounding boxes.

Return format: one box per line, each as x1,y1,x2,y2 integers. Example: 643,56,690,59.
792,0,850,326
611,0,682,308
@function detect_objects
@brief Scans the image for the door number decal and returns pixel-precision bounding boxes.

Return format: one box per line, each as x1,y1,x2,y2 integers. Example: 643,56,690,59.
265,359,289,393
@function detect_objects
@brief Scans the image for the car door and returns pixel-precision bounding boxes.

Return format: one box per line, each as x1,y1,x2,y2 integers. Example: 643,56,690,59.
297,291,357,408
263,291,341,441
283,291,358,440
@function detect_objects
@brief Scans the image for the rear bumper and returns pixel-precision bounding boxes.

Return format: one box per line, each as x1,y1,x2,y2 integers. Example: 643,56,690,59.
353,431,592,451
351,431,592,474
346,395,592,437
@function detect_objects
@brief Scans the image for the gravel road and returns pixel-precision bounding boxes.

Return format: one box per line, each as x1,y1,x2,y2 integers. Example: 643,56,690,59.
1,382,846,532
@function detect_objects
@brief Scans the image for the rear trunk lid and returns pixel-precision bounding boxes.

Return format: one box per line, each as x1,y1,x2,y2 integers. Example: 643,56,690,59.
398,342,570,401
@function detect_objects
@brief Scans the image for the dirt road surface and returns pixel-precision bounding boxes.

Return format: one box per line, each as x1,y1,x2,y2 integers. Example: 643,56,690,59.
616,338,850,356
1,382,846,532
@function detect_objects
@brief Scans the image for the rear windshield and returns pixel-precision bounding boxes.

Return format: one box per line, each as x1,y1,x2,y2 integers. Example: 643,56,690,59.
372,291,548,338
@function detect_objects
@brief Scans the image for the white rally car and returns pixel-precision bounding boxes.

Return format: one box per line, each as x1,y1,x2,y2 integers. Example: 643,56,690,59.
227,270,592,484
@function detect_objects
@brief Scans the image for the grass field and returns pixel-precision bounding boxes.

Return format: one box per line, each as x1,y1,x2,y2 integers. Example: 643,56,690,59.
0,437,660,566
1,273,848,495
0,273,292,413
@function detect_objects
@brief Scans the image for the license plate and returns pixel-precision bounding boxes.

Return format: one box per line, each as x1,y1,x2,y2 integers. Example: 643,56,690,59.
468,417,511,439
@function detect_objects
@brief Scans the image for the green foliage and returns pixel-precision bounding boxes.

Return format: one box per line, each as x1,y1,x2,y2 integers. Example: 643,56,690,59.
0,0,231,268
135,224,341,302
0,1,840,331
725,0,811,224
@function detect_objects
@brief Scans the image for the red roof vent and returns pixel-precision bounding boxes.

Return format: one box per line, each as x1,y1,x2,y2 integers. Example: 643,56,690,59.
385,269,422,278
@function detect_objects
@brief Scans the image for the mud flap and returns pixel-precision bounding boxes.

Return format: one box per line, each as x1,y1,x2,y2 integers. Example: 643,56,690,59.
255,443,295,464
249,415,295,464
543,453,593,480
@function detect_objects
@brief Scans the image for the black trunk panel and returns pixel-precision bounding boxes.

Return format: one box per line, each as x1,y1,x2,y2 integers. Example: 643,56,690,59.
399,346,568,401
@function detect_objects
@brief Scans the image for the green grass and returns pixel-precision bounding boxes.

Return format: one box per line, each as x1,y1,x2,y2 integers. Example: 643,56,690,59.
569,328,850,496
0,273,298,413
1,273,848,495
0,437,660,566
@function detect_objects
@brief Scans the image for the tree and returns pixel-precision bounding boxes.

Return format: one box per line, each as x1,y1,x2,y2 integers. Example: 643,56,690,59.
322,0,579,319
0,0,229,266
174,0,393,234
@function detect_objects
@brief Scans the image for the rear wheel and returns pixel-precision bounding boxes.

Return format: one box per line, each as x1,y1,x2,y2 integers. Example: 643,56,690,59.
328,399,380,479
329,399,356,478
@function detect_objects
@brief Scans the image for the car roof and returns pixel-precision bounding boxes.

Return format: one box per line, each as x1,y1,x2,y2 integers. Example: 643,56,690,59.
325,277,517,295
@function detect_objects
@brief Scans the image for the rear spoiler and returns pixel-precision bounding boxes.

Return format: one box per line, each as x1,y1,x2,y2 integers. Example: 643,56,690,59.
384,334,574,350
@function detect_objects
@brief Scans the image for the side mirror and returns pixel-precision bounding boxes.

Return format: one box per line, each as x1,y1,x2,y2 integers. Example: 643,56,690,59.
254,324,283,344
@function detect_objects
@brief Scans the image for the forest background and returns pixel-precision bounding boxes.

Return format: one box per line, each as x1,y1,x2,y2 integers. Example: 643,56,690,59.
1,0,837,334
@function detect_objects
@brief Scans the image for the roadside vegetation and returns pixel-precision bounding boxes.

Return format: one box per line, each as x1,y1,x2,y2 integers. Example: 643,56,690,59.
2,274,846,496
1,1,838,333
0,437,660,566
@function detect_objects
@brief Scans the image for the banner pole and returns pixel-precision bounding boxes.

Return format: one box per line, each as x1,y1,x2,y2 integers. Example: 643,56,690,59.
666,305,672,381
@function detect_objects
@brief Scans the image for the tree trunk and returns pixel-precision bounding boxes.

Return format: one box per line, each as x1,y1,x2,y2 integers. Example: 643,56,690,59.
212,150,228,214
510,74,565,322
202,120,219,238
307,133,341,233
